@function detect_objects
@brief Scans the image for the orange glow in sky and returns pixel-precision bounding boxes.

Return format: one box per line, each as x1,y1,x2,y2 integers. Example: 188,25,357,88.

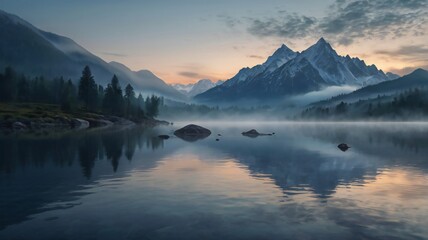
1,0,426,84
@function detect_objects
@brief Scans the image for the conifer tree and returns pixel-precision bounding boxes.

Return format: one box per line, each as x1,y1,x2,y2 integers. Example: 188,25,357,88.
0,67,16,102
17,76,30,102
103,75,124,115
61,80,77,111
78,66,98,111
124,84,135,117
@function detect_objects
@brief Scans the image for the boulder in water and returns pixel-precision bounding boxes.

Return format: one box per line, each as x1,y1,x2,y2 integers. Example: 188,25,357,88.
174,124,211,142
338,143,350,152
242,129,272,138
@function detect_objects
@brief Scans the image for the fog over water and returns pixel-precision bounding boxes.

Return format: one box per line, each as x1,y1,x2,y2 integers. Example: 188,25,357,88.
1,122,428,240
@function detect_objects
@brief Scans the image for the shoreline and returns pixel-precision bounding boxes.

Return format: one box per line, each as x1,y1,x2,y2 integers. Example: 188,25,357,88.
0,103,169,135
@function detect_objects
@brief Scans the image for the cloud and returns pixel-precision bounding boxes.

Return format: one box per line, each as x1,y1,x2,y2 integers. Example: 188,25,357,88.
178,71,203,79
248,55,264,59
373,0,428,9
387,64,428,76
375,45,428,57
232,0,428,46
375,45,428,74
101,52,127,57
319,0,428,45
217,14,242,28
247,13,317,39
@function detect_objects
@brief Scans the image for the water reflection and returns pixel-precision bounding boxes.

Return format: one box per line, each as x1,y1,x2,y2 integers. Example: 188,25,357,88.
0,127,166,177
1,123,428,239
205,133,375,198
0,127,171,231
202,123,428,198
175,134,210,142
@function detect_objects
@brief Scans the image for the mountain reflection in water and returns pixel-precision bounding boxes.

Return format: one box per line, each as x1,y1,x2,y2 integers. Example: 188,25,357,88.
1,122,428,240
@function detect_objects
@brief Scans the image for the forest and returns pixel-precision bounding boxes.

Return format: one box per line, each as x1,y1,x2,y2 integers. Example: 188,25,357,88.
301,88,428,120
0,66,163,122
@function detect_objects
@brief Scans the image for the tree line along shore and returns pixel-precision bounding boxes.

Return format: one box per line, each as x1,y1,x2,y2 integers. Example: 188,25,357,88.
0,66,167,133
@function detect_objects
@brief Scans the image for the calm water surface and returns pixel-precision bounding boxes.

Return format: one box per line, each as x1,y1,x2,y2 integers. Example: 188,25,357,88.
1,122,428,240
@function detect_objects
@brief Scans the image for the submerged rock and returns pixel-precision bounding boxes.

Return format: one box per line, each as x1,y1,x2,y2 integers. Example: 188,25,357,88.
338,143,350,152
158,135,170,140
242,129,272,138
174,124,211,142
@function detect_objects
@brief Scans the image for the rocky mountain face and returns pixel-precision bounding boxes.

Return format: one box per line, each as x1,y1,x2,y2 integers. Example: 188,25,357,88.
195,38,396,103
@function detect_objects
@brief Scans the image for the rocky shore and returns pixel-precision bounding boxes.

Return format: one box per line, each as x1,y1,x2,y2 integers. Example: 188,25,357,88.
0,103,168,134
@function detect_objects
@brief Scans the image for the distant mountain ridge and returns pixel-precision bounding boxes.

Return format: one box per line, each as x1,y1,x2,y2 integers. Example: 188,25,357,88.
172,79,224,97
195,38,398,103
0,9,186,101
312,68,428,107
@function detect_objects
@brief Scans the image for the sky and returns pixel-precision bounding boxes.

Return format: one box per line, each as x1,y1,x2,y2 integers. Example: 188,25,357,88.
0,0,427,84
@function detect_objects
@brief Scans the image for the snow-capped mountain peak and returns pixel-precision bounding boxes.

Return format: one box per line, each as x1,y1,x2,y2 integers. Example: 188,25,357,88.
222,44,298,87
303,37,339,62
195,38,393,103
172,79,224,97
263,44,298,73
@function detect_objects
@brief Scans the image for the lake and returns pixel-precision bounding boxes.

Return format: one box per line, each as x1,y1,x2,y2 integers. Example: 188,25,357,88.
1,122,428,240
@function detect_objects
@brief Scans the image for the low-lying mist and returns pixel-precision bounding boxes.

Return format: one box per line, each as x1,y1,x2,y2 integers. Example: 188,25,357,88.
288,85,358,106
160,84,428,123
160,86,360,122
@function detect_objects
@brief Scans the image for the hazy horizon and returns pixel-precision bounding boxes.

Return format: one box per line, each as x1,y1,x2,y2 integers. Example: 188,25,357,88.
0,0,427,84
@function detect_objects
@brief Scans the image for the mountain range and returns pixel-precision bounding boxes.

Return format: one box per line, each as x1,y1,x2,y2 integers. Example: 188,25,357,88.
195,38,399,104
1,9,416,108
0,9,186,101
172,79,224,97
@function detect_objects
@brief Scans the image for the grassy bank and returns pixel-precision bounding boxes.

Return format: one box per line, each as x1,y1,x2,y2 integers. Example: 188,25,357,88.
0,103,167,134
